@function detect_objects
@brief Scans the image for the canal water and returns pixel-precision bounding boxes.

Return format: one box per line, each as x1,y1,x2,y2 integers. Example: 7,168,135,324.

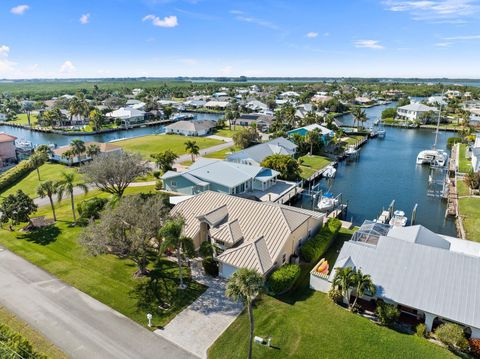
297,102,457,236
0,112,223,147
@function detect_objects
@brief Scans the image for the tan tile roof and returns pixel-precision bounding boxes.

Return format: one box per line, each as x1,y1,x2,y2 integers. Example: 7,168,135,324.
0,133,17,143
171,191,323,274
52,141,121,156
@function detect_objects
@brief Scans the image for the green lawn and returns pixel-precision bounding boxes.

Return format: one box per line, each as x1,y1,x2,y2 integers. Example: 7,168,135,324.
457,179,470,197
1,163,80,198
213,126,238,138
458,196,480,242
0,306,68,359
299,155,331,179
114,134,223,159
209,226,454,359
10,113,38,126
0,185,205,329
204,146,239,160
458,144,472,173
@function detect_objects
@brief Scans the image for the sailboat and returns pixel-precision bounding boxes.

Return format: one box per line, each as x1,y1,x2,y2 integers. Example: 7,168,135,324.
416,93,448,167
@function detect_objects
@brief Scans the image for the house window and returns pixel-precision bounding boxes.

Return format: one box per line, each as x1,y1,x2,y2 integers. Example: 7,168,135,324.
171,181,177,187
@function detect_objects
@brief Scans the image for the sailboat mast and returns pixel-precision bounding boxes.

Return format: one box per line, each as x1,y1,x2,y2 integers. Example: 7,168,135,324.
433,91,444,150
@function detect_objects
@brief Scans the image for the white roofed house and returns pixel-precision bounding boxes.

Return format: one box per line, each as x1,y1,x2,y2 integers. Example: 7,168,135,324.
233,113,274,132
205,101,230,110
170,191,324,278
245,100,268,112
396,103,438,123
471,134,480,172
311,221,480,338
164,120,216,137
105,107,145,125
227,137,297,166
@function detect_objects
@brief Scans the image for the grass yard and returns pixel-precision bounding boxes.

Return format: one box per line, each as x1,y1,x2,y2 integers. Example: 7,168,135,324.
115,134,223,159
213,126,238,138
299,155,331,179
457,179,470,197
10,113,38,126
0,185,205,329
204,146,239,160
344,135,366,146
1,163,80,198
209,226,454,359
0,306,68,359
458,144,472,173
458,196,480,242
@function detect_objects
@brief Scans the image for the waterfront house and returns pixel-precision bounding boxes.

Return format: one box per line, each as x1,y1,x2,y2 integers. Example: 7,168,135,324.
427,95,447,106
232,113,274,132
0,133,17,167
287,123,334,141
183,100,207,109
50,141,122,165
354,96,374,106
312,94,333,104
106,107,145,125
471,135,480,172
227,137,297,166
205,101,230,110
164,120,216,137
396,103,438,122
171,191,324,277
162,158,280,195
246,100,268,112
310,221,480,338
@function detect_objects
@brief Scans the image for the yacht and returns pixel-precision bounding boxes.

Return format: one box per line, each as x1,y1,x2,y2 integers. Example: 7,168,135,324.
376,128,386,138
389,210,408,227
416,149,448,167
323,165,336,178
317,192,338,212
345,145,358,156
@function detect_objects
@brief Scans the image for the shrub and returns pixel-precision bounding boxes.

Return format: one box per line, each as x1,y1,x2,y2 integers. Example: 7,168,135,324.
199,241,214,258
267,264,301,295
469,338,480,357
152,170,161,179
300,218,342,263
447,137,462,149
375,302,400,327
155,179,163,191
0,160,33,193
434,323,469,351
78,197,108,220
416,323,426,338
0,323,47,359
202,256,219,277
328,288,343,303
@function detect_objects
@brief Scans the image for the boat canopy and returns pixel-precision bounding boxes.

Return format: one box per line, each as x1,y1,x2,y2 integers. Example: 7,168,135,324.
323,192,334,198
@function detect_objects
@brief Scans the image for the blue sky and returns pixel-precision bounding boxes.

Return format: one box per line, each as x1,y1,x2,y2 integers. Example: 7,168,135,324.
1,0,480,78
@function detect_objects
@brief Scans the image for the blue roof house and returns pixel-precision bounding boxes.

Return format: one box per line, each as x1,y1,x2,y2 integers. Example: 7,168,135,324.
287,124,334,143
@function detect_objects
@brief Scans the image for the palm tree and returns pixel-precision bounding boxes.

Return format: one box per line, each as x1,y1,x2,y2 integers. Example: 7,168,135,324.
184,140,200,162
37,181,58,221
332,267,356,307
88,109,105,131
158,218,192,289
62,149,75,166
30,151,49,180
22,101,34,127
86,143,100,158
57,172,88,222
70,139,86,164
225,268,264,359
305,128,320,155
352,107,367,130
350,269,376,310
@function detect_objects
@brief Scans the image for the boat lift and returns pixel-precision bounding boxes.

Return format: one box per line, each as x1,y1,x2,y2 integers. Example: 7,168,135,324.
427,165,449,198
300,181,348,219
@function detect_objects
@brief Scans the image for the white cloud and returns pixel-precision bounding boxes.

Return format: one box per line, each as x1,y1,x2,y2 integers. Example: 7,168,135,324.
383,0,478,22
306,32,319,38
444,34,480,40
60,60,76,73
10,4,29,15
230,10,279,30
142,14,178,28
435,42,452,47
323,32,330,37
0,45,10,57
354,39,384,49
80,13,90,24
0,45,15,74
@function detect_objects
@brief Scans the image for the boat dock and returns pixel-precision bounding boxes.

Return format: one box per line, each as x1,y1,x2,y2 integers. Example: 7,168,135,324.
303,161,337,183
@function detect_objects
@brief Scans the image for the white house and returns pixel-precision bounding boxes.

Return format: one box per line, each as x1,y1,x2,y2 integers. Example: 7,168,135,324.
471,135,480,172
170,191,324,278
205,101,230,109
396,103,438,122
106,107,145,124
246,100,268,112
164,120,216,137
311,221,480,338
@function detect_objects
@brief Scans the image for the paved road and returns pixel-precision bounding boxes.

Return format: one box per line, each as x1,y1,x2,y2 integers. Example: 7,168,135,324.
0,247,196,359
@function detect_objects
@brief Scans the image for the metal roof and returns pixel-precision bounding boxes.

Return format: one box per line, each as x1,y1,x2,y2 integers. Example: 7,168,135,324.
227,137,297,164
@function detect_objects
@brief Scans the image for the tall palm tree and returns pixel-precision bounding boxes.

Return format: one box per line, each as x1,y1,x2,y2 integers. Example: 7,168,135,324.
30,151,49,181
37,181,58,221
158,218,192,289
57,172,88,222
352,107,367,130
22,101,34,127
70,139,86,164
332,267,356,307
86,143,100,158
305,128,320,155
88,109,105,131
184,140,200,162
350,269,376,310
225,268,264,359
62,149,75,166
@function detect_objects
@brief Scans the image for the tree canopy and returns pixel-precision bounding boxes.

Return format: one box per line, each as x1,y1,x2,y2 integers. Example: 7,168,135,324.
261,154,301,181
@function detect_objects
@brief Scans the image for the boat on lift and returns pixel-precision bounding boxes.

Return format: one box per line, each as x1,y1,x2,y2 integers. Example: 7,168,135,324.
317,192,339,212
389,210,408,227
323,165,336,178
345,145,358,156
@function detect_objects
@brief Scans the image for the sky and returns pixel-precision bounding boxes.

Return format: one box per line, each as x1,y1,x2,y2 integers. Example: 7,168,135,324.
1,0,480,79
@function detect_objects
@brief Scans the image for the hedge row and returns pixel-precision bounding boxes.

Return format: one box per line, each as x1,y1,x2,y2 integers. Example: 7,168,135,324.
0,323,48,359
0,160,34,193
267,264,301,295
300,218,342,263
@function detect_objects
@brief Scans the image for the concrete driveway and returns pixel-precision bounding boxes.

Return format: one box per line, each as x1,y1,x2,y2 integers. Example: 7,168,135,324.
155,263,242,358
0,247,195,359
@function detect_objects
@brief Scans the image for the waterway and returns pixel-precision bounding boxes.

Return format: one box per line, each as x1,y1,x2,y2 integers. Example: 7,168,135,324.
296,102,457,236
0,112,223,147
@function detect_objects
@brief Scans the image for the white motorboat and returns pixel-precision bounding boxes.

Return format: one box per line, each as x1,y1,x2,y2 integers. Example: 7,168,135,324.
389,210,408,227
323,165,336,178
416,149,448,167
377,128,386,138
317,193,338,212
345,145,358,156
